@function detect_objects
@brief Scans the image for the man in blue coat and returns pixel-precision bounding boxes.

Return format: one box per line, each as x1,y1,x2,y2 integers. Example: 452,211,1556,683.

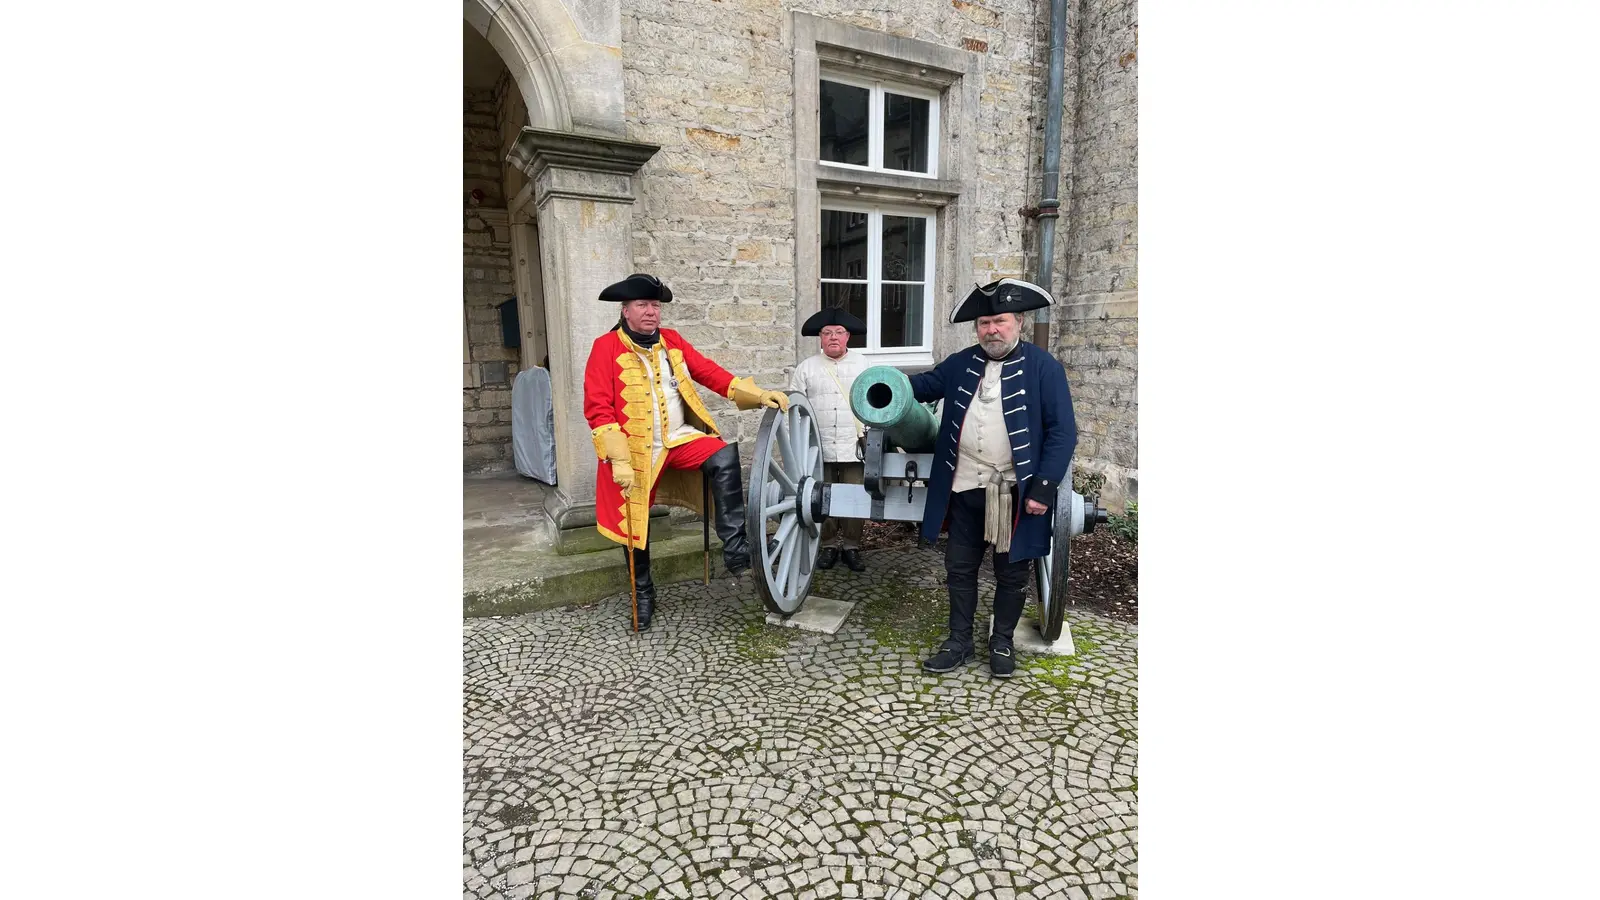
910,279,1077,678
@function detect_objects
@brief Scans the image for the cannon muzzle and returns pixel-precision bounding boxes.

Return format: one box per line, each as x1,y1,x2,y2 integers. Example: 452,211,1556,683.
849,366,939,452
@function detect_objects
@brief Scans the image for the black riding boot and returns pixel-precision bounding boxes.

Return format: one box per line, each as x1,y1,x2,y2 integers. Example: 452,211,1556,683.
924,540,983,672
626,544,656,631
990,552,1031,644
988,551,1030,676
944,540,984,650
701,443,750,576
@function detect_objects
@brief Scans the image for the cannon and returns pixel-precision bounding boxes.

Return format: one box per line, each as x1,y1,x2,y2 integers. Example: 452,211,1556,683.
745,365,1109,644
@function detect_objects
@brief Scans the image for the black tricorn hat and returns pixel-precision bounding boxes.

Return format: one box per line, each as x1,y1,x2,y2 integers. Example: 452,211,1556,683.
599,273,673,303
949,278,1054,323
802,306,867,336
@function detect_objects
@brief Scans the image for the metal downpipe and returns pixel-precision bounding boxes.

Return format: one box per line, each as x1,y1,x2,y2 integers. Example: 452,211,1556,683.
1032,0,1070,348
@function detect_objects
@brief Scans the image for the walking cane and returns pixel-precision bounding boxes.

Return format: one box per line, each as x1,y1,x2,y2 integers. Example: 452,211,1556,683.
624,486,640,632
702,475,711,585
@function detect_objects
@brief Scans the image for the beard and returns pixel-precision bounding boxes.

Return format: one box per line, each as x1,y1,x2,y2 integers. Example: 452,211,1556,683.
980,334,1020,359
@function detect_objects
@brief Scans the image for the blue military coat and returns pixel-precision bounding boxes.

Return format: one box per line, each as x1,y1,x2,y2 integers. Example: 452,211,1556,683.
908,341,1077,561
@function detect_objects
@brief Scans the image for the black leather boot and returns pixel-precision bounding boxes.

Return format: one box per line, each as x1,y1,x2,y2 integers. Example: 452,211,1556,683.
627,545,656,630
817,547,839,570
989,552,1030,646
840,549,866,572
988,552,1030,677
701,443,750,576
921,534,979,669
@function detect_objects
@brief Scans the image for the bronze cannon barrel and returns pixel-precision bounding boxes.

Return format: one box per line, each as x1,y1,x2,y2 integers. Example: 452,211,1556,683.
849,365,939,452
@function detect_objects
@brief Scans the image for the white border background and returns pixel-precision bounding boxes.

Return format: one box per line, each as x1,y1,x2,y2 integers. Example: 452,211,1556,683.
2,1,1597,897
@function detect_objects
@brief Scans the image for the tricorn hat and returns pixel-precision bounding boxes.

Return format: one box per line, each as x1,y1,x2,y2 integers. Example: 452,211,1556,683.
949,278,1053,323
599,273,673,303
801,306,867,336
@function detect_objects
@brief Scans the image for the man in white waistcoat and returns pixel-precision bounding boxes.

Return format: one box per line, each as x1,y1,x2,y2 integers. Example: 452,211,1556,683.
789,307,870,572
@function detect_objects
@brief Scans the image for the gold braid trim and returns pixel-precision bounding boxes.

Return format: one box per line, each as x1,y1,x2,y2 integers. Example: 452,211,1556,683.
614,351,654,542
667,348,720,437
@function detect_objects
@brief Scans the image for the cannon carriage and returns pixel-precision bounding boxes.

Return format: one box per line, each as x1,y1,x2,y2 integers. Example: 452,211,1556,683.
745,365,1108,643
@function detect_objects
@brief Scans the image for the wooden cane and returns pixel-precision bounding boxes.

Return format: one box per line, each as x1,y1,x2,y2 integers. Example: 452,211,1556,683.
702,474,711,585
624,485,639,632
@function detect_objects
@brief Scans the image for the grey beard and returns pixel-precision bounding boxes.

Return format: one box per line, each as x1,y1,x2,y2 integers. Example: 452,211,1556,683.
981,335,1020,359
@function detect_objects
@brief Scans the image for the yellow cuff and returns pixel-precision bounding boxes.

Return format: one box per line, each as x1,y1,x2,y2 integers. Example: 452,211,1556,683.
591,423,621,461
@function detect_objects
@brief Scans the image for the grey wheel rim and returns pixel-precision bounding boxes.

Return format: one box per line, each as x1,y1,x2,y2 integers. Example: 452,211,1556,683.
746,392,824,616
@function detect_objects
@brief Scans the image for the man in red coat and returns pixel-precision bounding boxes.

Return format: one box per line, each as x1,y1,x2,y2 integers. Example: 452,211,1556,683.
583,273,790,630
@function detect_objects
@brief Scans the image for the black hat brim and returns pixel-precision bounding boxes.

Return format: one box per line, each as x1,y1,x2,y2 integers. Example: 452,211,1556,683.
599,273,673,303
801,307,867,336
950,278,1053,323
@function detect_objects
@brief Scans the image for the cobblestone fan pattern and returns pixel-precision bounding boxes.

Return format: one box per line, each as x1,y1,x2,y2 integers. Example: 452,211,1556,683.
465,547,1137,899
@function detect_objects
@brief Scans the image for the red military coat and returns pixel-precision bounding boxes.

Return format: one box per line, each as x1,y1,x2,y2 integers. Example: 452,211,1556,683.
583,326,739,547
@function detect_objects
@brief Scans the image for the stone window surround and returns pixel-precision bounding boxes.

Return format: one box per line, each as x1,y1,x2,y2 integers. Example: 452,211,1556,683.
792,12,982,370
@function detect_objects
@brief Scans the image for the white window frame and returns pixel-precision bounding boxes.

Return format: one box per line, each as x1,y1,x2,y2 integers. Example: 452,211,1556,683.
817,71,941,180
820,199,937,366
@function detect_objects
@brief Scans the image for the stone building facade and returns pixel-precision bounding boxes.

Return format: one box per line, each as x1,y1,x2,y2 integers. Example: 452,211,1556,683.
464,0,1137,520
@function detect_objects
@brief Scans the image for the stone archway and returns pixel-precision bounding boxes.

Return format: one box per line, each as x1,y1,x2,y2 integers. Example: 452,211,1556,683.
463,0,626,138
463,0,659,541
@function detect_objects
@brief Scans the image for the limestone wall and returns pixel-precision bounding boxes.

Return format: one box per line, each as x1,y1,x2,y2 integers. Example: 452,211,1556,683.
476,0,1137,496
617,0,1059,447
1059,0,1137,506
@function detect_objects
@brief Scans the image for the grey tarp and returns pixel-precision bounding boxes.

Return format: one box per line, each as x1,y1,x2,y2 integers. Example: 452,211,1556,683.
511,366,557,484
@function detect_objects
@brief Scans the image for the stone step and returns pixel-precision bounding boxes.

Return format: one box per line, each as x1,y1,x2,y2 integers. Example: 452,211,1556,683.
463,526,733,618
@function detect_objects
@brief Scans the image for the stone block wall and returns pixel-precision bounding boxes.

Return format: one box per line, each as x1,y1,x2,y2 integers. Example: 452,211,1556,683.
465,87,519,473
597,0,1134,497
1057,0,1137,507
618,0,1056,447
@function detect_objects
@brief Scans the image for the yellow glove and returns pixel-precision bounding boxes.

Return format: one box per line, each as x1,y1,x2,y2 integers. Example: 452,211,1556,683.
600,428,636,496
730,377,791,412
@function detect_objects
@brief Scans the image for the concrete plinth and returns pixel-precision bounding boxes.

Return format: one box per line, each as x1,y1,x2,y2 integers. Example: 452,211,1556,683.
990,614,1076,656
765,596,855,634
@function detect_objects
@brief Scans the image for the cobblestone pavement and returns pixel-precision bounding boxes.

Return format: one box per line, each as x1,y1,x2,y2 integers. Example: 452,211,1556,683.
464,545,1138,900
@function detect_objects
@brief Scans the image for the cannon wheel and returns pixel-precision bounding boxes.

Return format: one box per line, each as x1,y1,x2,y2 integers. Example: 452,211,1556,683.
1033,491,1083,643
747,392,825,616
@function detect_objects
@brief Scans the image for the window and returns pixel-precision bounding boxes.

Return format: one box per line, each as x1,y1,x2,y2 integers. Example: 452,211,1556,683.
820,205,935,360
819,74,939,178
794,13,974,369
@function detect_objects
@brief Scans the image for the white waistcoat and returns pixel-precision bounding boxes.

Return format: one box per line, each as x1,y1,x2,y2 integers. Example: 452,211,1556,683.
952,359,1015,493
634,345,705,461
790,350,868,463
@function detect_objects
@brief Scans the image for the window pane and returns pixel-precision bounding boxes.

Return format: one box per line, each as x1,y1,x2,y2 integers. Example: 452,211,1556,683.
819,80,870,167
879,284,925,348
881,215,927,282
820,209,869,280
883,92,931,173
821,283,868,348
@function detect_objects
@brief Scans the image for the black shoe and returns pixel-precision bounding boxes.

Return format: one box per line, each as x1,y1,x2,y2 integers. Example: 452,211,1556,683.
922,640,974,674
989,641,1016,678
817,547,839,570
840,549,866,572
